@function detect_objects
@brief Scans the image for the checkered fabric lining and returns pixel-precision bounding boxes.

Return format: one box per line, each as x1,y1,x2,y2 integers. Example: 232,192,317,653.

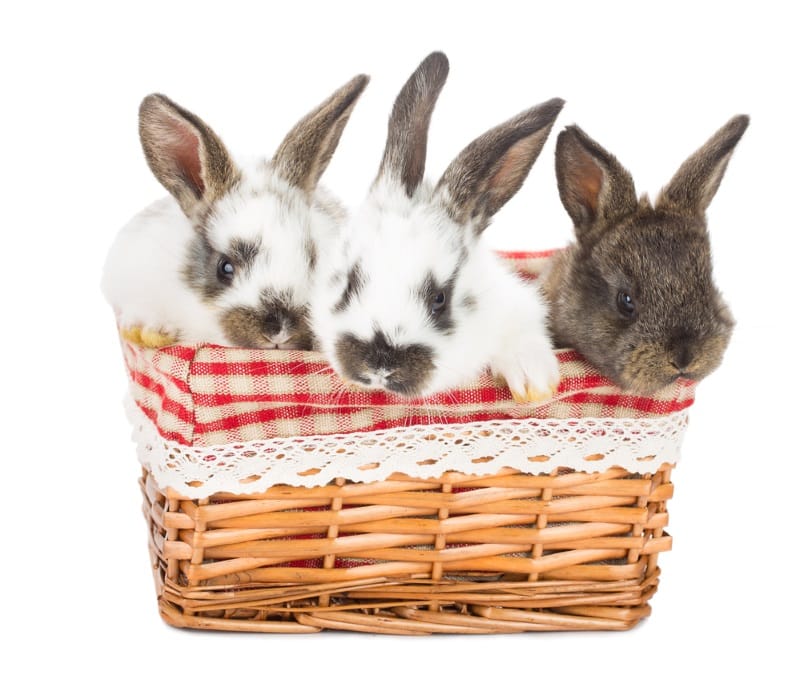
122,251,696,449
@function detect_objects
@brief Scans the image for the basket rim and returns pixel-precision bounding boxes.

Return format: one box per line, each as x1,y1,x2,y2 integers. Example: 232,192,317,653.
128,394,688,497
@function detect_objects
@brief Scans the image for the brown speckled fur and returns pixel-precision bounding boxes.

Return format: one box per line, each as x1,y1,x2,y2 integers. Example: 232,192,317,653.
439,98,565,234
139,94,241,220
274,74,370,194
220,301,312,350
541,116,748,394
335,331,435,396
376,51,449,196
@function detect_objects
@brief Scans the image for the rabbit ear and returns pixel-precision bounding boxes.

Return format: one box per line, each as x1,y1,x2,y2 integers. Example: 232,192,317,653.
139,94,239,218
657,115,749,214
438,98,565,234
375,51,449,196
273,74,370,194
555,125,638,240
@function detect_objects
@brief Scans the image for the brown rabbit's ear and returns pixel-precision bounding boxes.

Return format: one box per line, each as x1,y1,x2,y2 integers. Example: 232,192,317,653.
375,51,449,196
273,74,370,194
656,115,749,214
139,94,239,218
438,98,565,235
555,126,638,240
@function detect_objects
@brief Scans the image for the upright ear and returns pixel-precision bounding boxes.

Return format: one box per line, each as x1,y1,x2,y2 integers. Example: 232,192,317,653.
273,74,370,194
437,98,565,234
139,94,239,218
375,51,449,196
555,125,638,241
656,115,749,214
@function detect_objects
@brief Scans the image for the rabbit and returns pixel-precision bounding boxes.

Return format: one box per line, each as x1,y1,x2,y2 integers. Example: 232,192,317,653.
311,52,564,402
101,74,369,349
539,114,749,395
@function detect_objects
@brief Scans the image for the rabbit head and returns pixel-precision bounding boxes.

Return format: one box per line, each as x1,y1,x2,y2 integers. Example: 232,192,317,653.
542,115,748,394
136,74,368,349
312,52,564,398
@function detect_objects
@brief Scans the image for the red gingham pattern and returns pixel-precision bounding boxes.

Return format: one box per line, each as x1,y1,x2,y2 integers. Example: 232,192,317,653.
122,251,696,448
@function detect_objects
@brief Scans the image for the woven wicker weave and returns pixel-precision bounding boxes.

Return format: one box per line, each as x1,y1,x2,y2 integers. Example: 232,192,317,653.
141,462,673,633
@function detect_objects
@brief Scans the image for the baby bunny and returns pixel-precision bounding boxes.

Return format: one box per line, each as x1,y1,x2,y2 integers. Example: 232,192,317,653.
540,115,748,395
102,74,369,349
311,52,564,401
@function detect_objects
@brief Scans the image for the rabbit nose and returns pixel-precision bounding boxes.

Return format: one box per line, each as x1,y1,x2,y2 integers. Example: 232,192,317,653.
269,328,294,345
263,309,290,339
670,344,693,373
374,368,397,384
365,333,402,371
354,371,395,388
335,331,435,397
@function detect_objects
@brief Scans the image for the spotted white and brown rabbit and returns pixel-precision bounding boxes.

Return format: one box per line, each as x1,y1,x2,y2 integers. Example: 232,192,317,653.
311,52,564,401
540,115,749,394
101,74,369,349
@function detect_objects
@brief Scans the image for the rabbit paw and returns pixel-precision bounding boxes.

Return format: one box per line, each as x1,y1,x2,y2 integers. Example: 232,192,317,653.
121,325,179,348
492,337,560,405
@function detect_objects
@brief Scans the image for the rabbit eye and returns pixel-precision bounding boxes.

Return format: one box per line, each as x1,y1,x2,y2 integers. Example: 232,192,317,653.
217,256,235,283
431,290,447,314
616,290,636,319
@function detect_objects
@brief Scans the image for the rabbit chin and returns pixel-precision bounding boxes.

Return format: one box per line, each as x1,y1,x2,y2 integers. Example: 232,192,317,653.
617,336,728,395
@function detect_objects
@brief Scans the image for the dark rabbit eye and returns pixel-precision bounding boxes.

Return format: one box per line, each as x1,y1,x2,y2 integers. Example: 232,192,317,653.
217,256,235,283
431,290,447,314
616,290,636,319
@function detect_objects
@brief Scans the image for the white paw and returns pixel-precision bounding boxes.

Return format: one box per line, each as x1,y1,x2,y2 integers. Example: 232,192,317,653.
120,324,179,348
491,334,560,404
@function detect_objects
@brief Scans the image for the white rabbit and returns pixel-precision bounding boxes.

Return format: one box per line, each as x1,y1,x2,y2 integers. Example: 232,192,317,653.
311,52,563,402
102,75,368,349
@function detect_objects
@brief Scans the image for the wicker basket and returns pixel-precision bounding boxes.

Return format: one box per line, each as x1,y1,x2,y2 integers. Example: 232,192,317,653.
122,252,695,634
141,465,675,634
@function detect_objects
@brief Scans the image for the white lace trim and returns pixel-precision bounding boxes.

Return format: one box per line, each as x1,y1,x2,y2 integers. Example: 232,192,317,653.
125,395,687,498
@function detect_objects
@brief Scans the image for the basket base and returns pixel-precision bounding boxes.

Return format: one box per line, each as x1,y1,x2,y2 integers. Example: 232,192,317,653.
155,568,656,634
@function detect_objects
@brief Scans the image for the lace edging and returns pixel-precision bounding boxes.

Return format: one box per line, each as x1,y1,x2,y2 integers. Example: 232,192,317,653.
126,395,686,498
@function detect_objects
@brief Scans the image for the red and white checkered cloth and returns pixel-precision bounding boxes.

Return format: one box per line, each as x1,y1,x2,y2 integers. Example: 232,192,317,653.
121,252,696,449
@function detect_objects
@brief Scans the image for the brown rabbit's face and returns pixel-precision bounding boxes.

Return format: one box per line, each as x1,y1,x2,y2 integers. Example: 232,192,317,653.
568,210,734,394
548,117,747,395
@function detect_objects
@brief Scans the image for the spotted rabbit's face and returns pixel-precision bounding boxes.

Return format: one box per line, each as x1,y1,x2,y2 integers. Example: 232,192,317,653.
136,76,368,350
312,184,482,397
184,164,335,349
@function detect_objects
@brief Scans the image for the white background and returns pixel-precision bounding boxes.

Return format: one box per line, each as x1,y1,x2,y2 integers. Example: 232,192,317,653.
3,1,797,672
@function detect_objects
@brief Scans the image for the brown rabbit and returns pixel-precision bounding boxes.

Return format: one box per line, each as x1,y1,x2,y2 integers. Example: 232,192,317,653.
540,115,748,395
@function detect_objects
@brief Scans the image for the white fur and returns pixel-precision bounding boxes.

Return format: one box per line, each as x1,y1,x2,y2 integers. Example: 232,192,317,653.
102,197,223,343
311,178,559,398
101,158,342,346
